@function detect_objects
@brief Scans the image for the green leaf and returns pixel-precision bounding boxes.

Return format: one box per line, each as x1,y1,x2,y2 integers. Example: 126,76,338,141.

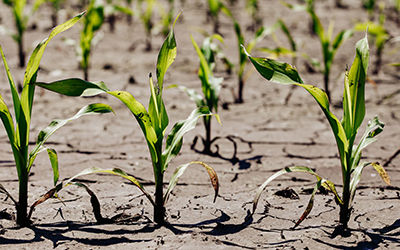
47,148,59,186
164,161,219,204
0,46,23,126
0,95,15,146
351,116,384,170
342,35,369,140
20,12,85,146
148,73,168,137
332,29,353,52
24,12,85,86
28,103,113,171
191,36,222,111
35,78,109,96
36,79,159,163
156,12,180,91
162,107,213,171
277,19,297,52
245,49,349,168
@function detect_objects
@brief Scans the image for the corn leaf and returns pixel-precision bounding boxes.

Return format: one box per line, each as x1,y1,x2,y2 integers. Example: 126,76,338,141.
28,182,63,220
351,117,384,170
342,35,369,140
35,78,109,97
245,48,349,167
252,166,339,215
156,12,179,91
47,148,59,186
66,167,155,206
23,12,85,86
0,95,15,146
164,161,219,204
162,107,214,171
18,12,85,152
36,79,158,162
191,36,222,111
28,103,113,171
350,161,390,204
0,46,23,125
293,179,322,228
372,162,390,185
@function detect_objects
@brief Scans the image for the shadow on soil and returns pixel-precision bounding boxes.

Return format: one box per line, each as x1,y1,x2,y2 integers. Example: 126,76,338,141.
191,134,265,170
0,209,255,248
313,219,400,249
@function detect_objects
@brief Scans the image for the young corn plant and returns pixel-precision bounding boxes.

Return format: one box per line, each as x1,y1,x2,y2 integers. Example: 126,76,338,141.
233,20,274,103
307,8,353,101
0,13,113,227
79,0,105,81
137,0,156,51
245,0,262,31
157,0,174,37
207,0,232,34
36,15,220,225
2,0,34,67
175,35,223,155
245,35,390,232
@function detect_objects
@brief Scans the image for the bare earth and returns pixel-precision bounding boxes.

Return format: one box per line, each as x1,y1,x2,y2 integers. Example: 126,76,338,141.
0,0,399,249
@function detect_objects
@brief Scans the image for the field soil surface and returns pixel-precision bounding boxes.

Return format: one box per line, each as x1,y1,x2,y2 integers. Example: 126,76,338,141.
1,0,400,249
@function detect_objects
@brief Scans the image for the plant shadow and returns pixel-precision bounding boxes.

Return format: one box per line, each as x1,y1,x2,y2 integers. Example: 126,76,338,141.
191,134,264,170
313,219,400,249
0,209,254,248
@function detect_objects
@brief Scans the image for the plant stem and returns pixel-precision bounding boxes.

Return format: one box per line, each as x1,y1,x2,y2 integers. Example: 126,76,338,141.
339,178,351,229
16,172,29,226
236,76,244,103
203,116,212,154
18,35,25,68
153,168,165,224
83,67,89,81
153,141,165,224
324,69,331,101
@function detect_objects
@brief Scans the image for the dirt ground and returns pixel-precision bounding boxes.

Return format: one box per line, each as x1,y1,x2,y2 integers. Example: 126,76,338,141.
0,0,400,249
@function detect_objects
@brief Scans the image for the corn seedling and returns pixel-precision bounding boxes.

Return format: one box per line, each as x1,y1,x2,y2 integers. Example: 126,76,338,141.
157,0,174,37
362,0,376,20
80,0,105,81
2,0,40,67
104,0,134,33
207,0,232,34
36,14,220,225
175,35,223,155
0,13,113,227
307,7,353,101
137,0,156,51
355,3,390,75
233,20,276,103
245,35,390,232
245,0,262,31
